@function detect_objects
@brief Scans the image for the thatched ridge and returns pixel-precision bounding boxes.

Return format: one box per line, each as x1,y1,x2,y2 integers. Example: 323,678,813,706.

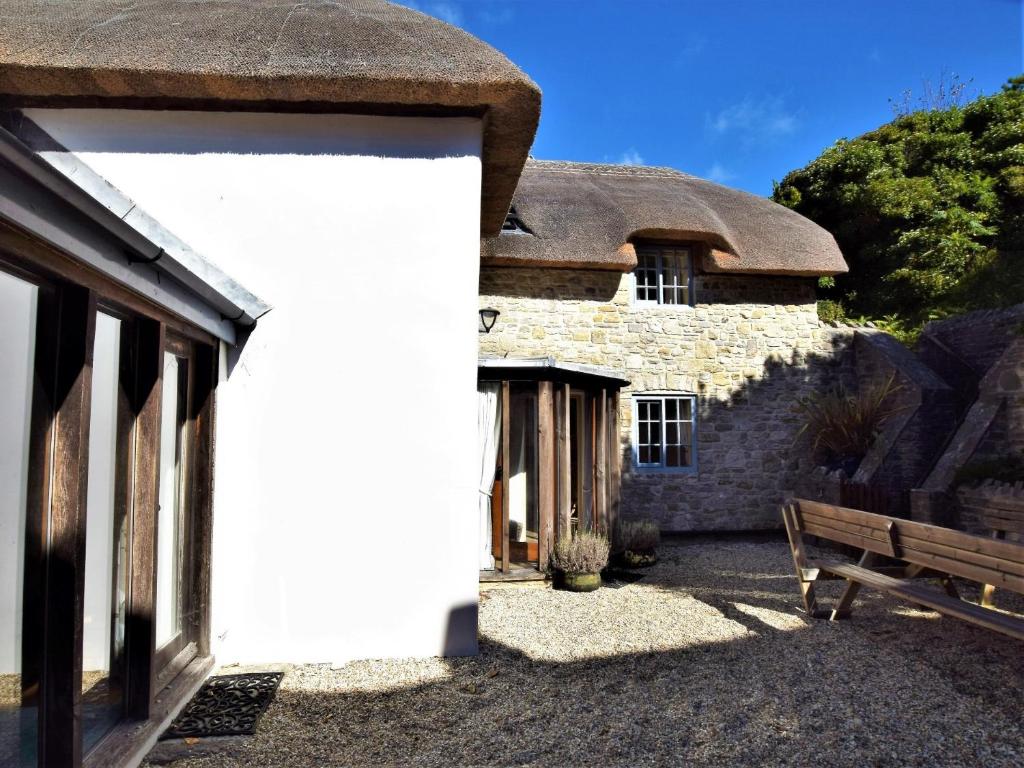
482,160,848,275
0,0,541,237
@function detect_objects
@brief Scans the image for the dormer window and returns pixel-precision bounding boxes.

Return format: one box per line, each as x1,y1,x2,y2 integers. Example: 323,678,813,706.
502,205,531,234
634,245,693,306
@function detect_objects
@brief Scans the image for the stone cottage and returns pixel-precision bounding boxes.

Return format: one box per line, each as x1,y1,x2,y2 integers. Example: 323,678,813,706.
479,160,849,533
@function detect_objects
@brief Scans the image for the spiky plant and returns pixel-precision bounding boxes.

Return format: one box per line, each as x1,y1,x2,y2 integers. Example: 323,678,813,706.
793,373,905,469
615,519,661,553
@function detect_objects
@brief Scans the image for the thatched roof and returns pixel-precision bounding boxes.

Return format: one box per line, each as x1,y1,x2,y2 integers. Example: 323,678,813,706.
0,0,541,236
482,160,847,275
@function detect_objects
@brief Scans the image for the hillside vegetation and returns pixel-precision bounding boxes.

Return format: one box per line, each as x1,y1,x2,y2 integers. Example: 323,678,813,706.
773,76,1024,341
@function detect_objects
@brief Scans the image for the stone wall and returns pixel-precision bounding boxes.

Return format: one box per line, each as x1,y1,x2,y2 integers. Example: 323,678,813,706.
479,266,852,531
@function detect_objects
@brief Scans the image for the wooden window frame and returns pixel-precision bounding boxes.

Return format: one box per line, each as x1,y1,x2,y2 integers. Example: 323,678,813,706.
632,394,698,474
632,245,693,307
0,224,218,768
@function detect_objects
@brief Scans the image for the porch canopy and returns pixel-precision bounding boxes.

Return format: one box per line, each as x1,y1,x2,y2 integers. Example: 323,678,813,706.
478,357,630,577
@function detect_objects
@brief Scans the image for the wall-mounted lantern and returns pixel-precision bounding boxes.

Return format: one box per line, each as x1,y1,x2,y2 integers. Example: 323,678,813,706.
479,308,500,334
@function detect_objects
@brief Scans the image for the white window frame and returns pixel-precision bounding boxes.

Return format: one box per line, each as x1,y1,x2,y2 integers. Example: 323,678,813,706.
631,394,698,474
632,246,693,307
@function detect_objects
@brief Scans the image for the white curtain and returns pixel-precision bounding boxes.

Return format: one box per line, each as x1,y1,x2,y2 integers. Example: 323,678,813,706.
477,383,501,570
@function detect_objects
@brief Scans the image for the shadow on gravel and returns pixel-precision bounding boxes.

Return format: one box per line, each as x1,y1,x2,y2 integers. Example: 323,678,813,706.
143,537,1024,768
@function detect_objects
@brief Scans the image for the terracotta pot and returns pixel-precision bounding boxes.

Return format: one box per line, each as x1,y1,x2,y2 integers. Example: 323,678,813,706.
558,571,602,592
621,549,657,568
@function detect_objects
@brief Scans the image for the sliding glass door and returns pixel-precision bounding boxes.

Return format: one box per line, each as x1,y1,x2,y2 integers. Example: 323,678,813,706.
81,311,132,753
155,337,197,677
0,269,40,768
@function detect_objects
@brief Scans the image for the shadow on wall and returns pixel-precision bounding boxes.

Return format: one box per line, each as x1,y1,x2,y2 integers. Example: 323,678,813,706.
619,332,856,531
154,537,1024,766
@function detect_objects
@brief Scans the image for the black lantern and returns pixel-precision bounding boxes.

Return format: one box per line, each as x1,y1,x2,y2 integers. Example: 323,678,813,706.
478,308,500,333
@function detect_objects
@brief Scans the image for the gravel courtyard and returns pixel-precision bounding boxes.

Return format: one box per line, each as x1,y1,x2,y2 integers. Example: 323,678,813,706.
147,535,1024,767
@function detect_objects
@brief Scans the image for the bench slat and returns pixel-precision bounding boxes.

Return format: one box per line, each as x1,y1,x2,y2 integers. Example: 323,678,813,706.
800,510,893,544
894,516,1024,566
815,560,1024,641
897,531,1024,580
799,517,895,558
797,499,892,531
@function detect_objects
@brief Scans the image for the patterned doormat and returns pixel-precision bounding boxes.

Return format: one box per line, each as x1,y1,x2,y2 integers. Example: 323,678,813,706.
160,672,283,739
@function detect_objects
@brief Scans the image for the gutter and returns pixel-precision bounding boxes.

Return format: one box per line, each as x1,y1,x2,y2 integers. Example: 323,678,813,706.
0,117,270,342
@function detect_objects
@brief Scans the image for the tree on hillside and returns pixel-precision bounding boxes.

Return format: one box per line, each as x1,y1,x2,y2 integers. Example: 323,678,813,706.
773,75,1024,340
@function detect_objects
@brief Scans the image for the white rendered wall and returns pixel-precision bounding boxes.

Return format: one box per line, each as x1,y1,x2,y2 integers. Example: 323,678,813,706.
28,109,484,665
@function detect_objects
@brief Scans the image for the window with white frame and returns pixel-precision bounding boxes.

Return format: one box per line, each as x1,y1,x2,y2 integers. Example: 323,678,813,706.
633,395,697,470
633,246,692,306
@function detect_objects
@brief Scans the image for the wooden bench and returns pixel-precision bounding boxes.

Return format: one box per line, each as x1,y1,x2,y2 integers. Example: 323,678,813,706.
782,498,1024,640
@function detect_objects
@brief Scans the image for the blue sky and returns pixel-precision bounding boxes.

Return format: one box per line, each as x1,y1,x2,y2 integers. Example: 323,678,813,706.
399,0,1023,196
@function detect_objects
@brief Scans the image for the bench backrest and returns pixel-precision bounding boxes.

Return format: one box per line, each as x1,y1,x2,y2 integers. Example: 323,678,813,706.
791,498,1024,596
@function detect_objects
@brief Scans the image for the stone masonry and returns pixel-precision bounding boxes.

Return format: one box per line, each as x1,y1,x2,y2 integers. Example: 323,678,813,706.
479,266,852,530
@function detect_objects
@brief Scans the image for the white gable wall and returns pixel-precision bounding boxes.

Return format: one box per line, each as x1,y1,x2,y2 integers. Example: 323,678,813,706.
27,109,483,665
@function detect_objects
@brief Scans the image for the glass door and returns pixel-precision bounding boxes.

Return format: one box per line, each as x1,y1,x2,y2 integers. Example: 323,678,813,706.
81,310,132,753
0,268,40,768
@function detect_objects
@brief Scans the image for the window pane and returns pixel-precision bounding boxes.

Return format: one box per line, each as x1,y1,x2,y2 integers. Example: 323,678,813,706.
666,445,680,467
665,399,677,420
508,385,538,566
156,353,188,648
82,313,128,753
0,271,38,768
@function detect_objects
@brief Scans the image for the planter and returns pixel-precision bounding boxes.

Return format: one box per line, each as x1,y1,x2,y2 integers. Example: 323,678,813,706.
620,549,657,568
556,570,602,592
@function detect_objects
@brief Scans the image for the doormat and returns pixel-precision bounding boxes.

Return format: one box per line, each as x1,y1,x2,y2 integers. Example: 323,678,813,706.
602,570,646,589
160,672,283,739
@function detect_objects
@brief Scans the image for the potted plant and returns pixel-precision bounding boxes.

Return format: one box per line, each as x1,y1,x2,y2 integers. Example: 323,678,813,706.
551,532,610,592
615,520,661,568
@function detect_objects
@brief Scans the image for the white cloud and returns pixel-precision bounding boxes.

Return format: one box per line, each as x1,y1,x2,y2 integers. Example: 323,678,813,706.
705,163,736,184
707,96,799,146
428,2,463,26
617,148,645,166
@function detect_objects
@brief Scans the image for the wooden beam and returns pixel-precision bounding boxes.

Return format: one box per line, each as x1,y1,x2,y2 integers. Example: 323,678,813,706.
21,282,60,711
556,383,571,544
595,388,607,535
500,381,510,574
537,381,554,571
41,285,96,768
608,391,621,542
125,319,164,719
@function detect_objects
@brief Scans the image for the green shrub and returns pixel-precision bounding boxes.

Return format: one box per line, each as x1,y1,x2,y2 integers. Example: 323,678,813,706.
615,519,660,553
551,532,610,574
794,374,905,469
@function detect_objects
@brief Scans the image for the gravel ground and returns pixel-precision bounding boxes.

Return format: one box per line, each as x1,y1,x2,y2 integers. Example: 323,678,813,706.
144,535,1024,767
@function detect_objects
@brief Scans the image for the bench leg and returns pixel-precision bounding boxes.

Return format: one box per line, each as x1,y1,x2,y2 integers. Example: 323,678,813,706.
981,530,1005,608
782,505,828,618
831,551,881,620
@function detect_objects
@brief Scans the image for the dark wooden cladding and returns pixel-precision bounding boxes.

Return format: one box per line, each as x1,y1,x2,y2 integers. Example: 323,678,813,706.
500,381,510,574
190,343,217,657
41,285,97,768
125,319,164,720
